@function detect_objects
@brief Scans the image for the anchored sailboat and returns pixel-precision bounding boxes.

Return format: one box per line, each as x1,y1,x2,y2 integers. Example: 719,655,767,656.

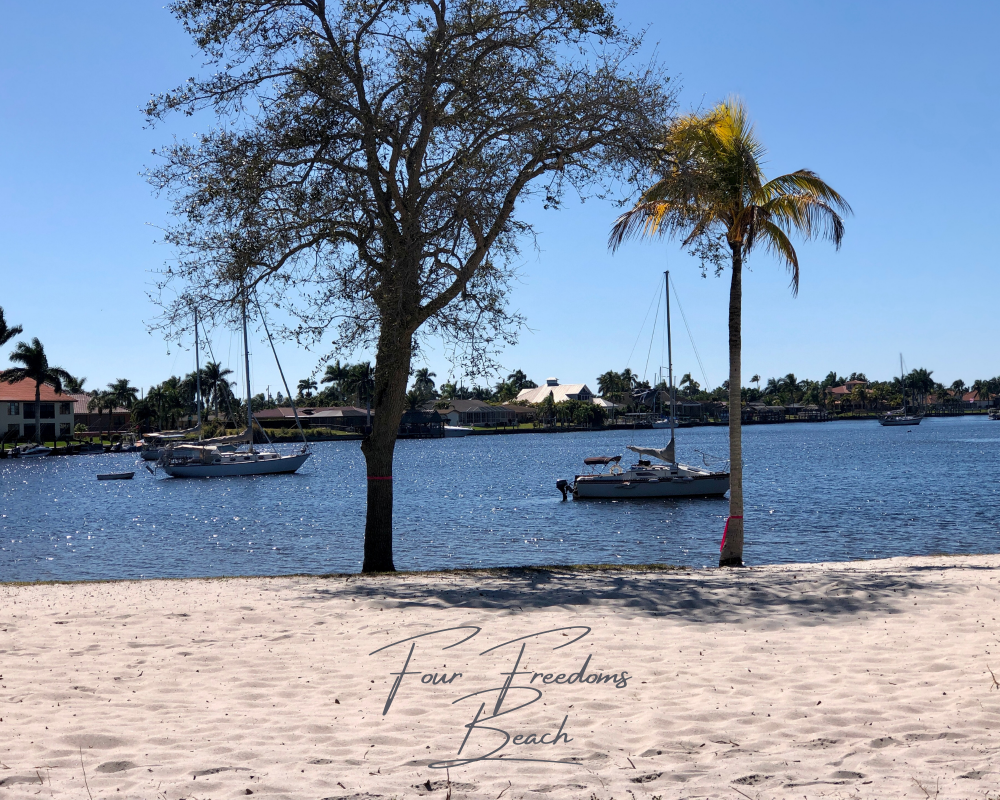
558,271,729,499
157,292,310,477
880,354,923,426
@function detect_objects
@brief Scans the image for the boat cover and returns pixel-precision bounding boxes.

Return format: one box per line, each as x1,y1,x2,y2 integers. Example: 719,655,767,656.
626,438,676,464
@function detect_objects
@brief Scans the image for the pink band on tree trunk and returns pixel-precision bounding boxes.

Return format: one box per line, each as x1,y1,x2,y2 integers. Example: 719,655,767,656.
720,515,743,552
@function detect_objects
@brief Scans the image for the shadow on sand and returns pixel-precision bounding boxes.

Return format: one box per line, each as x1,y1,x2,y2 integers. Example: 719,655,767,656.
300,558,986,627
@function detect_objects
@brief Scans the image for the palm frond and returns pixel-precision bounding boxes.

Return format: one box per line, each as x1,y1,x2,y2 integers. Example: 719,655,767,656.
763,195,846,248
758,170,852,215
609,201,673,251
757,219,800,296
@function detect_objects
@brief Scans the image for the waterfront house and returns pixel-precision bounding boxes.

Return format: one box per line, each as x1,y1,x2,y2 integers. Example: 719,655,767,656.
433,399,518,427
500,403,537,424
516,378,594,405
962,390,994,409
69,393,131,433
254,406,371,429
2,379,76,442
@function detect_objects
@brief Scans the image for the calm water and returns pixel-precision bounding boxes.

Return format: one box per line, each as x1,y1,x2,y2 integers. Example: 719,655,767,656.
2,417,999,581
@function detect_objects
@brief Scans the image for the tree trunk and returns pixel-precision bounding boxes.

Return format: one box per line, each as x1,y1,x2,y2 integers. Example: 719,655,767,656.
359,323,414,573
34,383,41,444
720,244,745,568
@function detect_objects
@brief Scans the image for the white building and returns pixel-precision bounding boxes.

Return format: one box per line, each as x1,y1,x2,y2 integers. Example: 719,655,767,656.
1,379,77,442
516,378,594,405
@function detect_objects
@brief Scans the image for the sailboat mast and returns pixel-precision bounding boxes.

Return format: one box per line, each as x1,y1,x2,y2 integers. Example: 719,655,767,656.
900,353,906,414
665,270,676,460
242,290,254,454
194,308,202,440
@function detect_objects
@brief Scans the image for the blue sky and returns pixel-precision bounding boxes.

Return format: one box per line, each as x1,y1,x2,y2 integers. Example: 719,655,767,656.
1,1,997,398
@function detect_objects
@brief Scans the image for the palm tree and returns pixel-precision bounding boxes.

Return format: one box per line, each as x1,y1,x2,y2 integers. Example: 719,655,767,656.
88,391,113,438
779,373,802,404
0,307,23,347
1,338,73,444
750,374,761,391
413,367,437,396
64,375,87,393
321,360,349,401
201,361,234,421
344,362,375,406
506,370,536,391
297,377,318,399
108,379,139,415
610,98,850,567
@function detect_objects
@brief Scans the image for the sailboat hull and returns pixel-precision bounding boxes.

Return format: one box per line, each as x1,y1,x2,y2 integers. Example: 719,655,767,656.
162,452,310,478
879,415,923,426
572,470,729,499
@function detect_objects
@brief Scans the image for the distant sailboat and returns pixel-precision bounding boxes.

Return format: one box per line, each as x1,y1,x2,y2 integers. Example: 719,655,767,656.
880,355,923,426
157,292,310,477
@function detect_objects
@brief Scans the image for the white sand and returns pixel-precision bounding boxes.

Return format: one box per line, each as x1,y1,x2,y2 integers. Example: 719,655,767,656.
2,555,1000,799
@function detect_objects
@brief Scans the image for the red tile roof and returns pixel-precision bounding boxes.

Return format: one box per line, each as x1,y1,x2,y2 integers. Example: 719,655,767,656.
0,378,77,403
68,393,128,414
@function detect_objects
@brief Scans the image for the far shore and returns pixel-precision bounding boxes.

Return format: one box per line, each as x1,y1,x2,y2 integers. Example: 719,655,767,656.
2,553,1000,798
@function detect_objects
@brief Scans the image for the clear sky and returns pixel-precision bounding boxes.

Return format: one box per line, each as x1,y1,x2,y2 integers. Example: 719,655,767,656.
1,1,997,398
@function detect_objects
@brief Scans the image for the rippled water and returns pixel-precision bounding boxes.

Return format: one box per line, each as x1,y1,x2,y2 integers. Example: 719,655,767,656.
2,416,999,580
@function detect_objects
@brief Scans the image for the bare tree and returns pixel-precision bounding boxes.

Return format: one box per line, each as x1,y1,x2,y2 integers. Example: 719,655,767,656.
146,0,675,572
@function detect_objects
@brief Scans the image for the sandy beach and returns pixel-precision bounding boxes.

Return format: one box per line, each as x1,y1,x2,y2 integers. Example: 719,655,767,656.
2,555,1000,799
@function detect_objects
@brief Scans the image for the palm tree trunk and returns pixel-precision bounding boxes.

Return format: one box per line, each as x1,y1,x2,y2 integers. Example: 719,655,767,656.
720,245,745,568
34,383,41,444
359,325,413,573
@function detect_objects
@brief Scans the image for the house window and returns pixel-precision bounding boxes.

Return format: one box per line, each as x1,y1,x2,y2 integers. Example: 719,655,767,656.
6,402,18,415
23,403,35,419
60,402,72,415
59,422,71,437
40,403,55,419
23,424,36,440
41,423,56,441
7,423,19,435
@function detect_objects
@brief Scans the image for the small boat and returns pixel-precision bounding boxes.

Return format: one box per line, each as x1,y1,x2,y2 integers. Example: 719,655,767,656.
880,354,923,426
558,270,729,500
97,472,135,480
989,409,1000,421
443,425,473,437
18,445,52,458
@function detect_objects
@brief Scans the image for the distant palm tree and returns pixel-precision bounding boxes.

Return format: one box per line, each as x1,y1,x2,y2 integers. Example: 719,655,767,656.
64,375,87,393
779,373,802,404
413,367,437,396
88,391,113,438
1,338,73,443
108,379,139,413
201,362,234,421
344,362,375,407
506,370,536,391
750,374,761,391
297,377,318,399
0,307,23,348
610,98,850,567
321,360,349,401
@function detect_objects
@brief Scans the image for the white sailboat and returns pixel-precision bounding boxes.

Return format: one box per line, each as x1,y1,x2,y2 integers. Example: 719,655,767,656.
880,355,923,426
559,271,729,500
158,293,310,478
